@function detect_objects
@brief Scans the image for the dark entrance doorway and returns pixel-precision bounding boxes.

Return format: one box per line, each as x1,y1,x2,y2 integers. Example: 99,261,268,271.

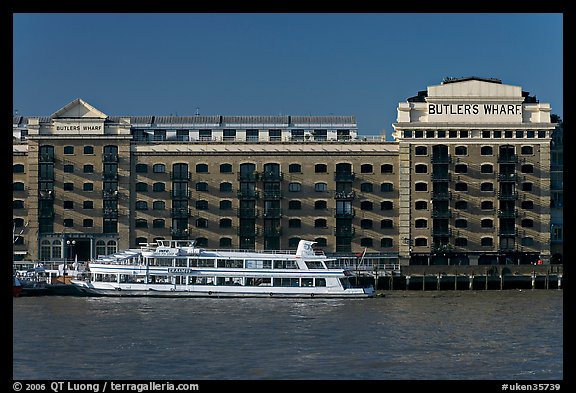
68,239,91,262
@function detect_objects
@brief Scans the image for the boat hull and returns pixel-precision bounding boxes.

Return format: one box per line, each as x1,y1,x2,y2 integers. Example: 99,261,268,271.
71,280,374,298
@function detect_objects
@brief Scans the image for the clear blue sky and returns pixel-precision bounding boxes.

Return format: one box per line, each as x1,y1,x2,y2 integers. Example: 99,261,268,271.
13,13,563,137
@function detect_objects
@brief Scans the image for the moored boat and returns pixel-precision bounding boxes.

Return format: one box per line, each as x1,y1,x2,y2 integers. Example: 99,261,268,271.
71,240,375,298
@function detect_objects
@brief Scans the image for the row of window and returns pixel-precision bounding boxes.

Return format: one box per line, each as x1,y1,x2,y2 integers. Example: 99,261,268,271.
414,145,535,156
134,163,396,174
132,216,536,230
404,130,547,139
11,197,538,212
129,235,538,250
413,163,534,174
39,239,118,260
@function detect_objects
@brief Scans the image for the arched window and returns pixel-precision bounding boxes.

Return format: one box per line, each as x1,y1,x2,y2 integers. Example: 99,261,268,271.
455,218,468,228
135,237,147,248
315,218,327,228
135,219,148,228
360,219,373,229
314,200,327,209
380,201,393,210
361,164,373,173
380,182,394,192
13,164,25,173
96,240,106,256
196,218,208,228
521,219,534,228
415,201,428,210
219,218,232,228
481,182,493,191
455,182,468,191
288,219,301,228
135,201,148,210
415,182,427,191
196,163,209,173
521,146,534,155
481,219,493,228
135,164,148,173
521,164,534,173
153,164,166,173
361,201,373,210
455,201,468,210
415,238,427,246
360,182,373,192
288,200,301,210
315,182,327,192
289,163,301,173
481,164,493,174
415,219,427,228
153,219,165,228
481,201,494,210
196,200,209,210
220,182,233,192
455,164,467,173
135,182,148,192
481,146,493,156
315,164,327,173
521,200,534,209
481,237,493,247
415,164,427,173
153,201,165,210
153,182,165,192
220,163,233,173
13,182,25,191
455,238,468,246
380,219,393,229
196,182,208,191
51,240,62,259
288,237,301,248
380,238,393,248
381,164,393,174
220,200,232,210
220,238,232,248
314,238,327,247
455,146,467,156
361,238,373,247
107,240,117,255
415,146,427,156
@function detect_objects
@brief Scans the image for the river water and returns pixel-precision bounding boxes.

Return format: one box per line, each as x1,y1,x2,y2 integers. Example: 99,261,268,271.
13,290,562,381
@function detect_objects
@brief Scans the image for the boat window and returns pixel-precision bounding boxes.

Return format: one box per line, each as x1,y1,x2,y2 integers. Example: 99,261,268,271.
273,260,298,269
301,278,313,287
175,258,187,267
195,259,215,267
216,259,243,268
339,278,351,289
273,277,299,287
305,261,325,269
244,277,271,286
245,260,272,269
315,278,326,287
216,277,243,286
190,277,214,285
157,258,173,267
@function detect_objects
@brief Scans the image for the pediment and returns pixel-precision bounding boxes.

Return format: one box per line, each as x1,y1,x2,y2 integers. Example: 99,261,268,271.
428,79,522,100
50,98,108,119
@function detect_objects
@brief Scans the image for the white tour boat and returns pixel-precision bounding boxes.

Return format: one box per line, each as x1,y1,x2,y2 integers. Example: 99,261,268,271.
70,240,375,298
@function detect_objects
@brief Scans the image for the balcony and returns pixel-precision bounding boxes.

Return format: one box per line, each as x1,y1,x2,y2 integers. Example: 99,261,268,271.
171,228,189,238
237,208,259,218
334,227,355,237
262,190,283,200
431,173,450,181
498,228,518,236
431,192,451,201
38,154,55,163
102,173,118,181
263,227,282,237
237,190,260,200
237,227,259,237
498,173,516,182
334,172,355,182
103,208,119,218
38,209,55,219
171,208,191,218
431,210,452,218
261,171,283,182
263,208,282,219
171,190,191,200
334,190,356,200
498,209,518,218
432,228,452,236
238,172,259,182
102,190,119,200
38,190,54,201
497,191,518,200
103,154,119,163
497,155,518,163
334,208,355,218
170,171,191,181
431,156,451,164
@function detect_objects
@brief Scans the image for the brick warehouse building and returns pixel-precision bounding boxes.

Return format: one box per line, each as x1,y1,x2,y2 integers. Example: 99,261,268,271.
12,77,562,266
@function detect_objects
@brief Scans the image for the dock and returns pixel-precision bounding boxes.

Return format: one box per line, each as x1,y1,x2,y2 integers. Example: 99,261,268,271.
353,264,563,291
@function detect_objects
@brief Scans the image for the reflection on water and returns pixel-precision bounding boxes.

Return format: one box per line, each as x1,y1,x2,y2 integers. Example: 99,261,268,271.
13,290,562,380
